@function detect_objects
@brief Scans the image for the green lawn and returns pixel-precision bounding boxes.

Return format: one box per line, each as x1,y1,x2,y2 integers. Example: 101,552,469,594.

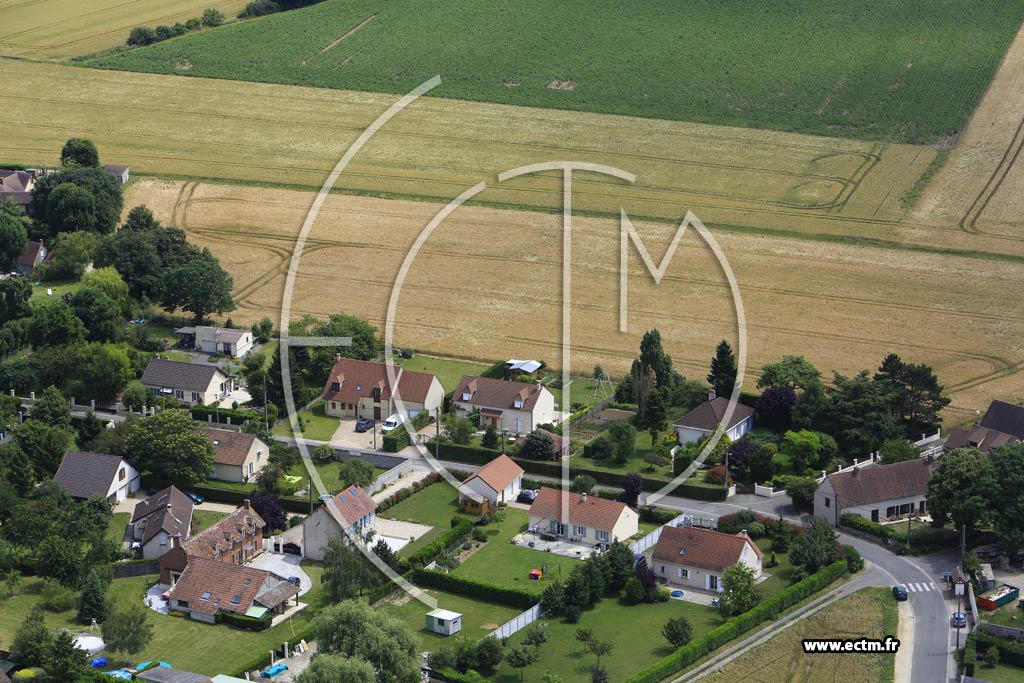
272,400,340,442
497,597,724,683
284,459,388,495
546,376,605,411
190,510,227,534
29,279,82,302
454,508,584,593
977,661,1024,683
755,538,799,599
159,350,192,363
379,483,475,556
980,601,1024,627
142,324,178,341
384,589,521,648
87,0,1024,144
396,355,490,396
107,513,130,545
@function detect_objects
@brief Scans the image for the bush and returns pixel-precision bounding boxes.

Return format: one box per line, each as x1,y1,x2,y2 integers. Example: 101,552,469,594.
410,569,535,610
190,404,268,426
39,579,77,611
382,423,411,452
624,577,645,604
406,520,473,567
583,434,612,460
638,506,680,525
240,0,281,17
842,544,864,572
717,509,758,535
202,8,225,26
747,522,766,539
706,466,727,485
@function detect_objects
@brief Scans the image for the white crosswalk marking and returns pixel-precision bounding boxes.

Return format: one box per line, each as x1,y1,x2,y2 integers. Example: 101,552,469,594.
930,582,939,591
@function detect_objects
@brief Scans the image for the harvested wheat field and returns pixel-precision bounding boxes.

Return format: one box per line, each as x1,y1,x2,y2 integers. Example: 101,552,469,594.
8,60,1023,257
0,0,251,60
128,178,1024,424
699,588,897,683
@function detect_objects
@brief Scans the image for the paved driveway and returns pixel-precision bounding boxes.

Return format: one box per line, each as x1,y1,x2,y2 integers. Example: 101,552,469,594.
374,518,433,553
247,553,311,597
330,417,381,450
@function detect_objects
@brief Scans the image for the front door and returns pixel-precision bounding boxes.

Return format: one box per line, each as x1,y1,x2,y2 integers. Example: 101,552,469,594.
708,575,718,591
871,509,879,523
374,406,381,420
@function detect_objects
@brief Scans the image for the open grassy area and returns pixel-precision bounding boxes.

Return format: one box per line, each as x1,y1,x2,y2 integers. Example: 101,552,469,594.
700,587,897,683
284,459,388,495
29,279,83,303
396,355,490,396
88,0,1024,144
0,0,251,60
383,589,521,648
106,513,130,545
977,661,1024,683
190,510,227,534
496,597,724,683
272,399,339,442
378,482,475,556
980,601,1024,628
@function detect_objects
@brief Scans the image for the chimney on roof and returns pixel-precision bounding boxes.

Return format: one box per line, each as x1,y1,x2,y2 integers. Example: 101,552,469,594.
851,467,859,477
708,389,716,401
581,493,587,504
170,534,180,549
536,380,542,389
242,499,251,510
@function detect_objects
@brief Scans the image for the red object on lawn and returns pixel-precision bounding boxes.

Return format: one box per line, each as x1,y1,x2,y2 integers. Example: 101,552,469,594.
529,569,542,580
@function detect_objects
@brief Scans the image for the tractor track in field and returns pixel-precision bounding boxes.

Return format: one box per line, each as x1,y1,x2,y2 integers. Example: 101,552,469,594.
958,109,1024,235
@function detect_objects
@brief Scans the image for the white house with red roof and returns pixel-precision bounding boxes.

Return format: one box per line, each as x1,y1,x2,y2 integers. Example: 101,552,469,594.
321,357,444,421
672,394,754,445
301,485,377,561
460,454,524,509
453,375,555,434
527,487,638,547
646,525,763,592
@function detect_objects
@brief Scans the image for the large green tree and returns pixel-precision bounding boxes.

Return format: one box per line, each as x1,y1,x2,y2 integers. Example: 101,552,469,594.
756,355,822,391
68,342,135,403
45,230,99,279
45,183,96,234
707,340,738,399
874,354,949,438
30,385,71,427
0,205,28,271
47,630,89,681
93,208,197,300
13,606,55,666
823,371,902,455
81,267,131,316
69,287,123,342
159,248,235,323
790,518,840,574
607,420,636,464
60,137,100,168
12,420,73,478
102,600,154,664
989,443,1024,553
927,448,994,536
298,655,376,683
28,167,123,239
0,276,32,324
311,601,421,683
322,538,379,600
719,563,761,617
126,410,214,485
27,301,86,348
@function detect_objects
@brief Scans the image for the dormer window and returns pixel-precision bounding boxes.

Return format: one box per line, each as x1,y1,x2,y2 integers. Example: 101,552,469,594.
513,399,523,409
372,387,381,401
213,440,220,446
462,392,472,401
331,382,341,392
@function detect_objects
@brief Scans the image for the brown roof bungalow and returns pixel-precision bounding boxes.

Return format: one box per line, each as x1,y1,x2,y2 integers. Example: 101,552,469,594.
527,487,638,547
647,525,763,592
322,357,443,422
814,458,936,526
672,395,754,445
166,556,298,624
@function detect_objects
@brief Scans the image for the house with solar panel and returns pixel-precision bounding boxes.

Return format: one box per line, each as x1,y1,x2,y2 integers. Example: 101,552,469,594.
301,485,377,561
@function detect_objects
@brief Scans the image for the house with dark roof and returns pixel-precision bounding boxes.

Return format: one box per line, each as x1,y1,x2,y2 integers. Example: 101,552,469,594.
301,485,376,561
53,450,140,503
16,240,49,276
159,501,266,585
142,358,232,406
132,486,195,559
528,487,638,547
646,525,763,592
201,428,267,483
814,458,937,526
167,556,298,625
460,453,524,512
322,357,443,421
136,667,211,683
0,169,35,211
175,326,254,358
453,375,556,434
672,394,754,445
945,400,1024,452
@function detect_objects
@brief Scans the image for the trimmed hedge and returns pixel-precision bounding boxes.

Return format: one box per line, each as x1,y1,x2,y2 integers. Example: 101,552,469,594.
625,560,849,683
972,630,1024,668
638,505,681,525
433,441,497,465
149,479,314,514
963,633,977,677
383,424,411,452
840,513,957,552
406,519,474,567
217,610,272,631
190,404,275,425
410,569,536,610
435,667,486,683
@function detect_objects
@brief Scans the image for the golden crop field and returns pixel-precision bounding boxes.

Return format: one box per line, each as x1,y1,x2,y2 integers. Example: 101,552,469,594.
700,588,896,683
126,178,1024,424
0,0,250,60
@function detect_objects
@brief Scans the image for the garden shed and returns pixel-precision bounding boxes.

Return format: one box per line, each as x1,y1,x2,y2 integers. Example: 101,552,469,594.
425,608,462,636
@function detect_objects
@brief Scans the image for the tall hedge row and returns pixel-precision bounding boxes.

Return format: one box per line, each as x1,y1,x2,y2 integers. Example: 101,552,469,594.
410,569,536,610
624,560,849,683
406,519,474,567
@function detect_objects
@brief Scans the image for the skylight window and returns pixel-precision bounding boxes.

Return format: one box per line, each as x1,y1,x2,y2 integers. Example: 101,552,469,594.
231,595,242,605
201,591,212,600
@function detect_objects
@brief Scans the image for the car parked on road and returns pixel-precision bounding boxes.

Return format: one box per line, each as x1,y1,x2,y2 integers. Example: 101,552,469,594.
892,585,908,601
355,417,374,432
951,612,967,628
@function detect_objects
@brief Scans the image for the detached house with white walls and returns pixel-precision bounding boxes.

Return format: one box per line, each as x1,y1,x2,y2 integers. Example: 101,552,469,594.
459,453,524,513
53,450,140,503
453,375,555,434
527,487,638,547
131,486,195,559
814,457,936,527
673,394,754,445
646,525,763,592
142,358,232,406
322,357,443,421
200,428,267,483
302,485,377,561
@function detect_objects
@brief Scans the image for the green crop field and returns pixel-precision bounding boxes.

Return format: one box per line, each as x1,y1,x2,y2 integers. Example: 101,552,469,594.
88,0,1024,143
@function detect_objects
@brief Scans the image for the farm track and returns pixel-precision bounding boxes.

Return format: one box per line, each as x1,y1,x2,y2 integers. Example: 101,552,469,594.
959,110,1024,234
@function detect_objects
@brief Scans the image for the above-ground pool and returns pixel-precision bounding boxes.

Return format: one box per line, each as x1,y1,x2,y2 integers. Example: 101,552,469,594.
670,590,684,598
73,634,105,655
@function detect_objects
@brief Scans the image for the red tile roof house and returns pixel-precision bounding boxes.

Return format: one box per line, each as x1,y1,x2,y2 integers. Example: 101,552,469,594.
453,375,556,435
672,394,755,445
460,453,524,512
167,556,299,625
16,240,50,276
53,450,141,503
158,501,266,585
131,486,195,559
646,525,763,593
322,357,444,422
201,427,268,483
301,485,377,561
813,458,937,527
527,487,638,547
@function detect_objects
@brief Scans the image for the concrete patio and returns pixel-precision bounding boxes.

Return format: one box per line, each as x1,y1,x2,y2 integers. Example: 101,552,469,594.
510,532,602,559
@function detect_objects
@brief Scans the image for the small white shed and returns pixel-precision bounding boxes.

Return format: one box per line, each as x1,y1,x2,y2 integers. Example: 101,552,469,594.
425,608,462,636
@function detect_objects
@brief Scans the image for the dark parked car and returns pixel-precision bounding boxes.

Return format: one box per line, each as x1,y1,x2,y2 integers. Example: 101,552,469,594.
517,490,537,504
184,491,205,505
892,585,908,601
355,417,374,432
951,612,967,628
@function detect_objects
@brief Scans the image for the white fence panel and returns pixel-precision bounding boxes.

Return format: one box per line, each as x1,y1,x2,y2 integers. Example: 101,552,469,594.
489,604,542,640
